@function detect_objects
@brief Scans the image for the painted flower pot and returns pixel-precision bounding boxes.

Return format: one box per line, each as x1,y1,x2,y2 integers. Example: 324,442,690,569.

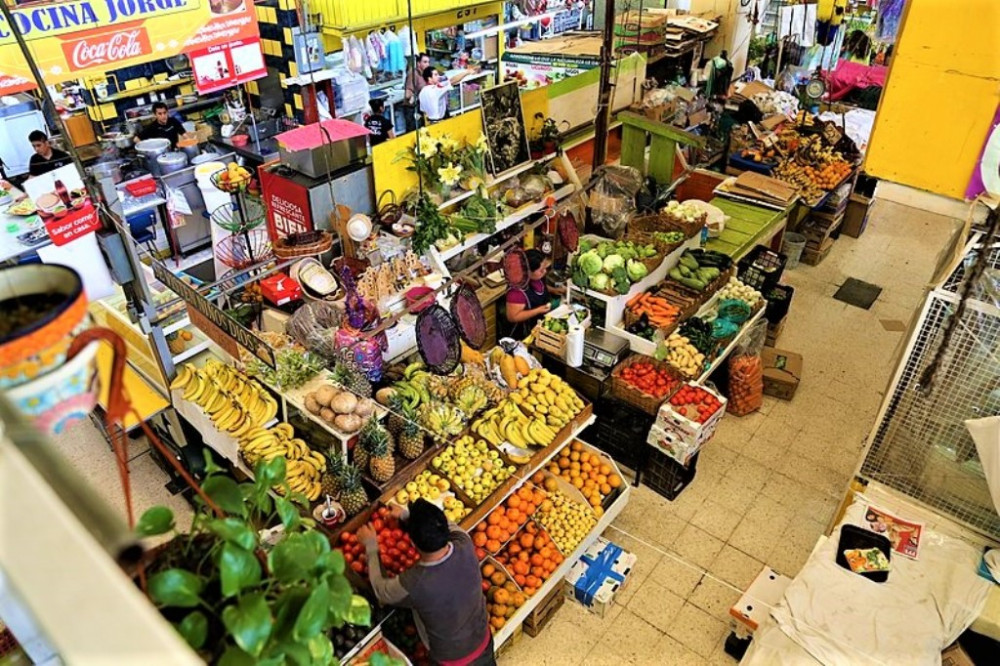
0,264,89,389
6,341,100,435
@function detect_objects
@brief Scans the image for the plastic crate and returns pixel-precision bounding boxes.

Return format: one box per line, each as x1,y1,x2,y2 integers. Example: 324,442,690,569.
764,284,794,324
737,245,787,293
581,398,653,471
642,447,699,501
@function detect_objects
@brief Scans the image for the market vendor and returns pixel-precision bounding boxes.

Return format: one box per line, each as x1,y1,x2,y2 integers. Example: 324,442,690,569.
137,102,186,148
504,249,557,339
419,67,473,124
27,131,72,177
359,500,495,666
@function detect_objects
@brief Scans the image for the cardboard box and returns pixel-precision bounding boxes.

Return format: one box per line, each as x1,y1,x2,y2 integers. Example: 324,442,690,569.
762,347,802,400
941,643,974,666
801,242,833,266
647,423,699,466
765,318,785,347
841,193,871,238
565,538,637,617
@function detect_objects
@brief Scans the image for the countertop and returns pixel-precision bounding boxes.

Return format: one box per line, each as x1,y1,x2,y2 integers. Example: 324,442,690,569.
210,136,280,163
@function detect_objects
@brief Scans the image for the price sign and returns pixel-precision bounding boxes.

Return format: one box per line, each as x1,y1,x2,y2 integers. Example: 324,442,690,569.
822,121,844,146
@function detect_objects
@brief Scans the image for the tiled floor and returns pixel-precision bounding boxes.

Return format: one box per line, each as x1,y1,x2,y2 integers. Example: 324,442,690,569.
47,198,960,664
497,199,961,665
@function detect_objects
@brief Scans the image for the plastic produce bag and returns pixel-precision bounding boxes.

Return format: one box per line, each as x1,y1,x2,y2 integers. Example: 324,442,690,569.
287,301,343,360
588,165,644,239
727,318,768,416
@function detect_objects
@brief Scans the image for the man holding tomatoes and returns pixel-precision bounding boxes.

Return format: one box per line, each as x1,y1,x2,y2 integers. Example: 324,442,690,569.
358,499,495,665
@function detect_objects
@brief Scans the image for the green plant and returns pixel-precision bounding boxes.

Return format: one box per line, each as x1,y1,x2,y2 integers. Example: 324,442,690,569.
410,191,454,254
245,348,324,391
135,453,371,664
530,113,562,151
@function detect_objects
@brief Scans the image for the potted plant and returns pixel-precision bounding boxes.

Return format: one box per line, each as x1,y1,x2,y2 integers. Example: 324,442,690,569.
529,113,563,159
134,453,372,664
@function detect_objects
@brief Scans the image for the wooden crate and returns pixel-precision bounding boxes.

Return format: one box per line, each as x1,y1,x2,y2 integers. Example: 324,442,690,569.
532,324,565,357
522,583,565,637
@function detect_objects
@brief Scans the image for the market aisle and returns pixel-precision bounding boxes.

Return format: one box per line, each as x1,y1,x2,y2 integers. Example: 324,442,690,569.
498,198,961,665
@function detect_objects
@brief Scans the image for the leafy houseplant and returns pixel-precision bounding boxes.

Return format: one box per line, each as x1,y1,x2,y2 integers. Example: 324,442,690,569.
135,454,371,665
529,113,562,159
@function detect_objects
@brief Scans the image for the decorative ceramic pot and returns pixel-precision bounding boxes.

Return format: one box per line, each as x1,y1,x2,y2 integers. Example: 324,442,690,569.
0,264,89,389
6,341,100,435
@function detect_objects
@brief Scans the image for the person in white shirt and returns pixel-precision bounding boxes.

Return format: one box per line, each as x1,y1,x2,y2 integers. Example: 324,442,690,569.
418,67,473,124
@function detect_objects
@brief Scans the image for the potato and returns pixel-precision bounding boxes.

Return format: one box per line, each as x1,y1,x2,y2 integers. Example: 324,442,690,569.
304,394,322,415
315,385,337,407
320,408,336,423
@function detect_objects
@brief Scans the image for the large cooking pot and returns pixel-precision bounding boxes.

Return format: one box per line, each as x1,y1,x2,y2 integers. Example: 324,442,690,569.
135,138,170,176
101,131,133,150
89,161,123,184
157,151,189,175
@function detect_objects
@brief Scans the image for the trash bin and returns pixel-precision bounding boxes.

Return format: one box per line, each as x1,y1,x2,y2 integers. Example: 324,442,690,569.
782,233,807,269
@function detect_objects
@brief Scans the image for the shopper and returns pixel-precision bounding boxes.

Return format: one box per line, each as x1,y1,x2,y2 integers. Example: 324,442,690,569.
419,67,473,124
364,98,395,146
137,102,186,148
27,131,72,177
359,500,495,666
402,53,431,133
504,249,557,339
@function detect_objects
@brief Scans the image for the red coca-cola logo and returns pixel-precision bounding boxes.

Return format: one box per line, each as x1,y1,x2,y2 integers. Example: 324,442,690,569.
61,28,152,70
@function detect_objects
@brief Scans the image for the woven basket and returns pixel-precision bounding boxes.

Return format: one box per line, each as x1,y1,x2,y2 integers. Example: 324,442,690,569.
623,297,698,337
631,212,704,241
660,265,735,310
273,231,333,259
609,354,685,415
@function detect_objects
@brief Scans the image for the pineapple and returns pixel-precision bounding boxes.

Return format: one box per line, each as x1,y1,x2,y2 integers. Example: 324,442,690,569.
339,465,368,517
353,436,370,473
368,428,395,482
332,354,372,398
320,453,344,499
386,393,406,441
398,405,424,460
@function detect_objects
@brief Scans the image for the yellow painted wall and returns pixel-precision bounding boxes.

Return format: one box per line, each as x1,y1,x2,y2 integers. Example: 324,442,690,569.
865,0,1000,199
372,87,549,199
320,2,502,53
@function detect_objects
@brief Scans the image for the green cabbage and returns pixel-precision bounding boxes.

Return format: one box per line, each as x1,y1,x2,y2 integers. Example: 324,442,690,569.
596,242,613,259
589,273,610,291
578,239,593,254
578,250,604,276
627,259,648,281
603,254,625,273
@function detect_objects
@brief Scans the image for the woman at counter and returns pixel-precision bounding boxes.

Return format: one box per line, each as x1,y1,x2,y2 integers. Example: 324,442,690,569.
504,249,558,340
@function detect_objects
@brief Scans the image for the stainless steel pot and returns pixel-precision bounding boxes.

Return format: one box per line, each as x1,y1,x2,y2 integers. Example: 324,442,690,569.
89,161,123,184
156,151,189,175
101,131,133,150
135,138,170,176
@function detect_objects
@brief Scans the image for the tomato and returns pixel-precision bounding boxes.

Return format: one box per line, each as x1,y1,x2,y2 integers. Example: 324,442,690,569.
372,518,384,532
378,506,389,518
350,561,364,573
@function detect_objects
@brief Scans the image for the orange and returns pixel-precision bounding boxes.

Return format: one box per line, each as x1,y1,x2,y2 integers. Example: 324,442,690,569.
520,533,534,548
508,543,522,555
533,535,547,549
476,522,488,532
508,495,522,509
490,571,506,586
600,464,612,476
487,512,501,526
531,471,545,485
486,539,501,553
572,477,584,489
531,566,545,578
513,561,529,576
486,526,502,540
600,483,612,495
526,575,540,588
571,441,583,452
482,563,495,578
570,451,580,462
507,508,521,524
558,458,570,469
514,574,526,586
539,547,552,560
533,490,545,505
548,463,560,474
530,553,544,566
473,532,488,548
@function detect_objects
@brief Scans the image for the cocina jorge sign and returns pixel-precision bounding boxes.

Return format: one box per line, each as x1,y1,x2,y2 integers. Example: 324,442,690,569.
0,0,259,93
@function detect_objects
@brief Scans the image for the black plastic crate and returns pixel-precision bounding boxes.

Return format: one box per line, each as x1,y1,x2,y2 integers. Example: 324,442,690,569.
738,245,787,293
581,397,653,471
764,284,795,324
642,448,699,501
836,524,891,583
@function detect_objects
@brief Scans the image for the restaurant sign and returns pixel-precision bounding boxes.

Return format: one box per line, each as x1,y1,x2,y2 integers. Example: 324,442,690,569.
0,0,260,94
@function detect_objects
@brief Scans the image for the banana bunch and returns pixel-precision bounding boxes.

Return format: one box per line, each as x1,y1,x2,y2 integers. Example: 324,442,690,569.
473,369,585,449
393,362,432,409
417,402,467,439
171,361,279,438
239,422,326,502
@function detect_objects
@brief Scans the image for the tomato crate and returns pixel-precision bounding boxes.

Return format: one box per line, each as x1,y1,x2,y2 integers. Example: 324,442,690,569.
523,582,565,637
654,382,727,448
609,354,685,415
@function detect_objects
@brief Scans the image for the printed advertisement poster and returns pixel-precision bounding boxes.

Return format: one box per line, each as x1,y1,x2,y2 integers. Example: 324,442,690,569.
863,504,924,560
190,37,265,94
259,167,313,241
0,0,259,94
21,164,99,247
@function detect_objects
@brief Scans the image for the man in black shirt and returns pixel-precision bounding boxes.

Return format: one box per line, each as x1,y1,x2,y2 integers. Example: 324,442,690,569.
363,98,395,146
28,130,72,177
137,102,186,148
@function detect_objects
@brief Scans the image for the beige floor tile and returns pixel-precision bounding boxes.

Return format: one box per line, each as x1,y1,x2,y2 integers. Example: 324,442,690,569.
723,456,772,494
627,579,686,632
690,500,743,541
687,576,742,621
760,472,812,508
672,523,725,571
709,545,765,590
498,609,602,666
587,609,665,664
599,529,665,607
648,552,706,598
728,513,785,562
653,633,710,666
702,474,755,514
665,603,729,658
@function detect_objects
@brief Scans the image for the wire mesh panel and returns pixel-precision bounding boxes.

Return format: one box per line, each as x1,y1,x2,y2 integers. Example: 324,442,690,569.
940,238,1000,297
860,292,1000,538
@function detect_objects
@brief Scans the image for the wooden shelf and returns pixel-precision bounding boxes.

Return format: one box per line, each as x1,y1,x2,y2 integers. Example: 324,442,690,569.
96,77,193,103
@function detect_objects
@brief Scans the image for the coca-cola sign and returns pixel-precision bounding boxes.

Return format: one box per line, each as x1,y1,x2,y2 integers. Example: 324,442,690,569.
60,27,151,71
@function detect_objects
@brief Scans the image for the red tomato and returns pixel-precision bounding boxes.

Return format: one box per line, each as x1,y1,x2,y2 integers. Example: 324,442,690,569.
350,561,364,573
372,518,384,532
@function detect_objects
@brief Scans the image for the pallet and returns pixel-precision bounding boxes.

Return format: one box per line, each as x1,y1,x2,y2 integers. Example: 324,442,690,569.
523,583,565,637
494,624,523,657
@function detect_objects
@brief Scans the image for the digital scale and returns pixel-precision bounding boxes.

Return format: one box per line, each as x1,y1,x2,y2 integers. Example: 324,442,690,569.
565,327,630,403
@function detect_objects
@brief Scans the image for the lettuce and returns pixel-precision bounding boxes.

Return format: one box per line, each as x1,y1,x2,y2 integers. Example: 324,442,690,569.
578,250,604,276
627,259,648,281
603,254,625,273
589,273,610,291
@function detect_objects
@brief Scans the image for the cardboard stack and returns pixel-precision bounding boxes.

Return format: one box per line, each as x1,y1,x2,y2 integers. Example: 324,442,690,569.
614,9,669,53
762,347,802,400
800,180,851,265
664,14,719,56
718,171,799,208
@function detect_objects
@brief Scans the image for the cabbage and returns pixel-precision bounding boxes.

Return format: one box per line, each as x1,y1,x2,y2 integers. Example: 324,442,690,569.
596,242,613,259
578,239,593,254
627,259,648,282
603,254,624,273
589,273,609,291
578,250,604,276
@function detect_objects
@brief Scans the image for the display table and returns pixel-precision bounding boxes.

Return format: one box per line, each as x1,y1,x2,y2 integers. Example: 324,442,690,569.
704,197,792,260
